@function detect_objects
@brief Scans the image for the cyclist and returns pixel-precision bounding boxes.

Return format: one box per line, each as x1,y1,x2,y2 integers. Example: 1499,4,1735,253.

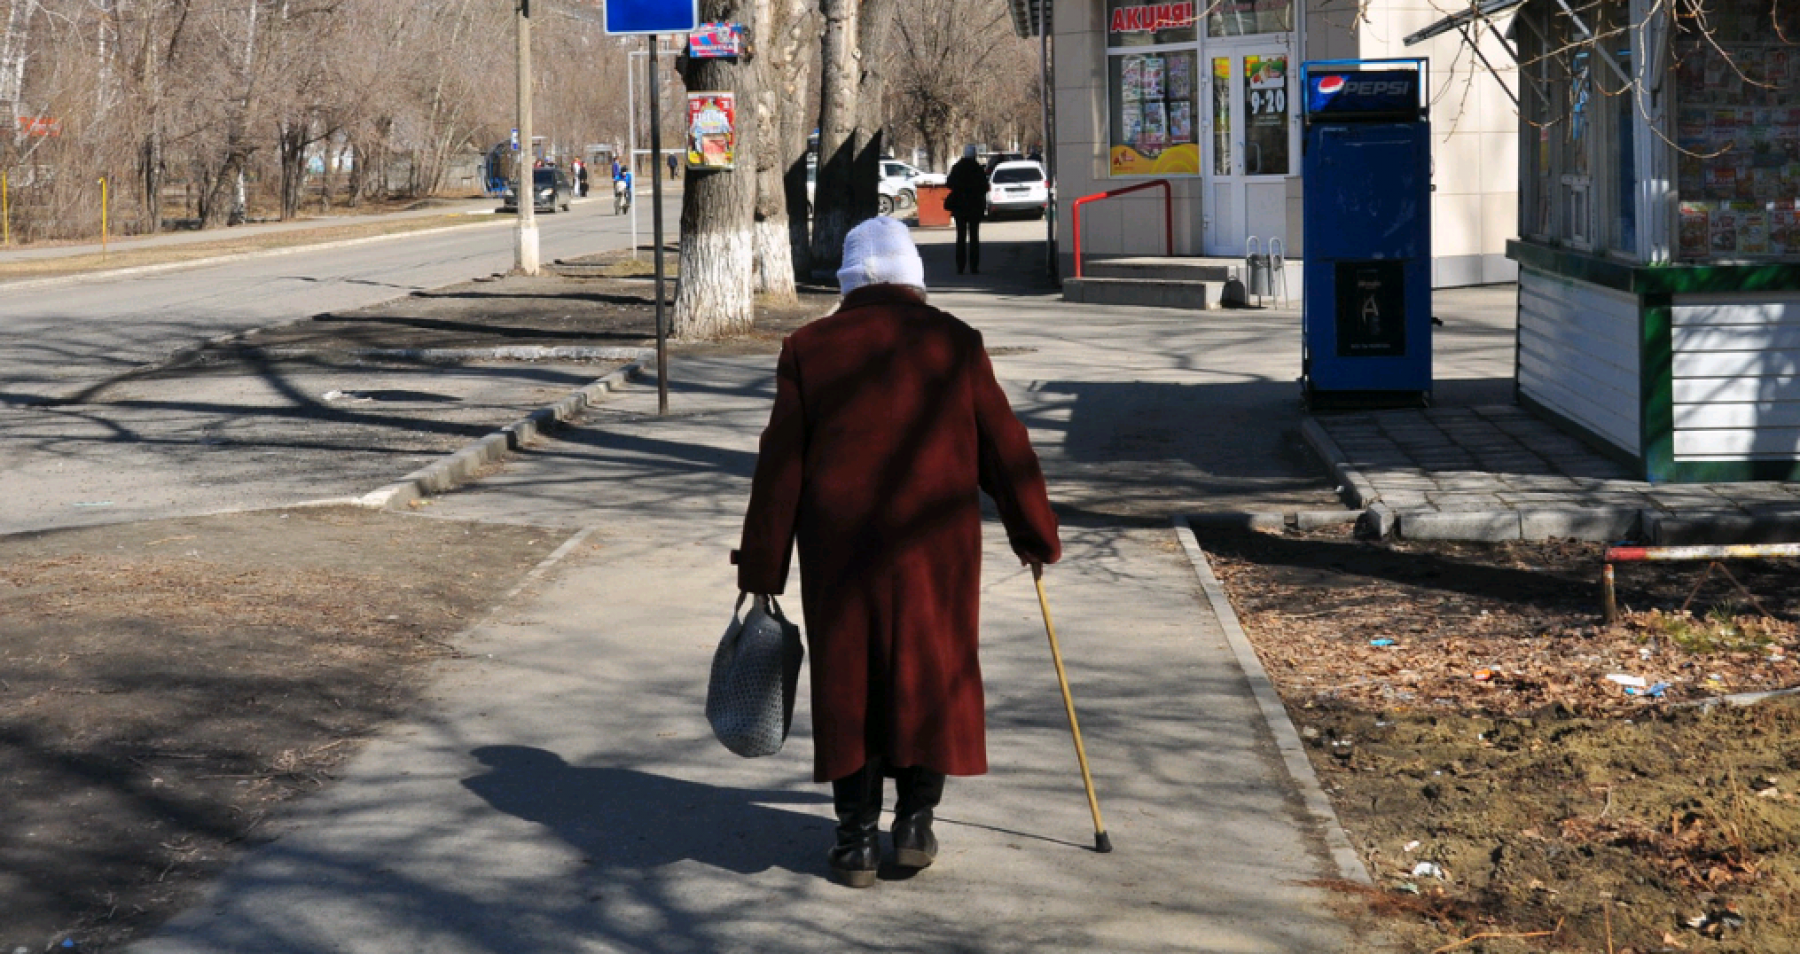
613,165,633,214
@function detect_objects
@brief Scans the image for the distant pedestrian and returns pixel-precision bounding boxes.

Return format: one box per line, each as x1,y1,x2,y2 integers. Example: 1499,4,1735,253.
611,157,623,182
945,144,988,275
667,152,679,181
734,215,1061,888
574,159,589,197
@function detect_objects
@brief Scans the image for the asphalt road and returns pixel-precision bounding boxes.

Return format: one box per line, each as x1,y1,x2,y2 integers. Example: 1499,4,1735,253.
0,196,665,404
0,194,667,536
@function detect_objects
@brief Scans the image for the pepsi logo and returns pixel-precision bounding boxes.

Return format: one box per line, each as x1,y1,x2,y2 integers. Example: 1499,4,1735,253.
1317,75,1346,94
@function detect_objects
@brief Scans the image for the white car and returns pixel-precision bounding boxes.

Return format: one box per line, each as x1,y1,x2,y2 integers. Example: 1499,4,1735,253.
806,157,938,216
986,160,1050,218
879,160,945,212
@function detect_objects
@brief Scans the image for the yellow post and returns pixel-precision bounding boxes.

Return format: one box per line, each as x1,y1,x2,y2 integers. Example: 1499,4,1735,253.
99,177,108,255
2,171,9,246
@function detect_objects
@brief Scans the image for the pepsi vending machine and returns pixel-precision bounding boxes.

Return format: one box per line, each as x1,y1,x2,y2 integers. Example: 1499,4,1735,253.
1300,59,1432,405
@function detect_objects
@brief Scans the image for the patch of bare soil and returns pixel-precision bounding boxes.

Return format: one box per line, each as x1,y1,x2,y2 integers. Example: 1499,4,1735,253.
1197,527,1800,954
198,247,839,361
0,508,567,953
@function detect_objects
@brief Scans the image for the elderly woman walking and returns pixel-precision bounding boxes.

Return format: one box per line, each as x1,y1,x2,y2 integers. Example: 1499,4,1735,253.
733,217,1061,888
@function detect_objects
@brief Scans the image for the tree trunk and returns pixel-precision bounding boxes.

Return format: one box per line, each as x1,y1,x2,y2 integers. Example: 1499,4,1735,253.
808,0,858,275
750,0,813,304
278,119,307,220
0,0,36,165
808,0,900,276
135,1,164,234
674,0,759,339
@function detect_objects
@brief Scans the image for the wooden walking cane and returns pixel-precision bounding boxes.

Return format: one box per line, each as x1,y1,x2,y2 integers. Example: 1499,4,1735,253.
1031,563,1113,853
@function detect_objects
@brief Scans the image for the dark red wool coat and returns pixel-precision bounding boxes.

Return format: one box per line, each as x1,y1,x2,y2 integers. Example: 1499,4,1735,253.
735,284,1061,783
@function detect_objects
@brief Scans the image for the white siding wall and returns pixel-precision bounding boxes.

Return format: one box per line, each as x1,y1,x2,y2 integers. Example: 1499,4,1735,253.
1671,294,1800,460
1517,268,1641,455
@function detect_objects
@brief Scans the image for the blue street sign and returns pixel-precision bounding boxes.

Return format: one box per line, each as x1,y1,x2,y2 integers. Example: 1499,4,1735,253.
605,0,698,34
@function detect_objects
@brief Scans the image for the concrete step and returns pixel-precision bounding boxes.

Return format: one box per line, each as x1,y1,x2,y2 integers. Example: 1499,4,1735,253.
1084,256,1236,283
1062,276,1219,310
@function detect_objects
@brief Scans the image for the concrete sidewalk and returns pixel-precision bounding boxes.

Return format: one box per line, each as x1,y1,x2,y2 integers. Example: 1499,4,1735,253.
121,220,1799,953
126,222,1384,953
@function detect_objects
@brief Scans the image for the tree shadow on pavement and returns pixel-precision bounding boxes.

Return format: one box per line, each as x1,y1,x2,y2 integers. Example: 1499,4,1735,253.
462,746,830,878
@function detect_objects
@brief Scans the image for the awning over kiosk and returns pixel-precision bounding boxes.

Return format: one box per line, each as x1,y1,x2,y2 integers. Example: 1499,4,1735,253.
1402,0,1526,46
1402,0,1526,106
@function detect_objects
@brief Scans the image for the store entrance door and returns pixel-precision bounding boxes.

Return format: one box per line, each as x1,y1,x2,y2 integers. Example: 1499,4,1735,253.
1202,44,1295,257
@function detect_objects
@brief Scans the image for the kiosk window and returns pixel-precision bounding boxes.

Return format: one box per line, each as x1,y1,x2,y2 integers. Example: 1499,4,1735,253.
1671,1,1800,262
1519,2,1671,260
1108,43,1201,177
1106,1,1198,177
1207,0,1291,37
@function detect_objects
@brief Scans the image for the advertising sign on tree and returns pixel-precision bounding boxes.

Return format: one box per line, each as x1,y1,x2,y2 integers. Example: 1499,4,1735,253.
686,92,736,169
689,22,743,57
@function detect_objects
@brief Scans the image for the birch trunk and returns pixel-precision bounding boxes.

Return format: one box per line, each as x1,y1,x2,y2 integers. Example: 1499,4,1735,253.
674,0,759,339
0,0,35,158
808,0,858,274
750,0,813,303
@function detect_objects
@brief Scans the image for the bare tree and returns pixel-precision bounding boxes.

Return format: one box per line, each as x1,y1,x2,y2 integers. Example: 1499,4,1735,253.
884,0,1037,169
808,0,898,274
750,0,814,302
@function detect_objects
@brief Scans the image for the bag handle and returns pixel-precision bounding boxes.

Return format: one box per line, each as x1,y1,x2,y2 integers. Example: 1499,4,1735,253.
738,592,783,618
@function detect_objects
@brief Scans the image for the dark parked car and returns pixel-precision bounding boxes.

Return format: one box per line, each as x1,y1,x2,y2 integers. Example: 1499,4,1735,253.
502,167,573,213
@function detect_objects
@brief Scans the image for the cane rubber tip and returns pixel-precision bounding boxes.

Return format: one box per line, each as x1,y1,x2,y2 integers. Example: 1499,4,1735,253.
1095,831,1114,853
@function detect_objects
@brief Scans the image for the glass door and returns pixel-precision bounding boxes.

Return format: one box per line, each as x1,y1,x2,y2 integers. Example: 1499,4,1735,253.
1202,44,1295,256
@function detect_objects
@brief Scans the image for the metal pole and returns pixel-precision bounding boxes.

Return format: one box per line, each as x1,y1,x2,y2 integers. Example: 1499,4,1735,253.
1039,0,1057,281
514,0,539,275
99,177,108,256
627,48,640,259
2,172,9,246
648,35,669,416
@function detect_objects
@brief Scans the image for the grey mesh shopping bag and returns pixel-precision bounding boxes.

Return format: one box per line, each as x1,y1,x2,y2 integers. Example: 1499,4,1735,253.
706,594,805,758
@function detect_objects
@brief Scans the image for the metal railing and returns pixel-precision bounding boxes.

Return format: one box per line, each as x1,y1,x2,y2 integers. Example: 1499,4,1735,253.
1070,179,1171,279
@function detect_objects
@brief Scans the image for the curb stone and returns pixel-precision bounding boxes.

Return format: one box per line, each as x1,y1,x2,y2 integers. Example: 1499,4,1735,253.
1300,417,1377,509
1396,509,1522,541
1518,507,1642,542
1185,511,1288,533
256,346,655,363
1175,516,1373,887
359,362,642,509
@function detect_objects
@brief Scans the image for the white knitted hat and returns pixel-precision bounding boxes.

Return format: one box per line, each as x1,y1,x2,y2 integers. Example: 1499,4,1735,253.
837,216,926,295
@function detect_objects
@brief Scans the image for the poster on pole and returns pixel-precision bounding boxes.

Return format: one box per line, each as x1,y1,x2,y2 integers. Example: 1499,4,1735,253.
604,0,699,35
686,92,736,169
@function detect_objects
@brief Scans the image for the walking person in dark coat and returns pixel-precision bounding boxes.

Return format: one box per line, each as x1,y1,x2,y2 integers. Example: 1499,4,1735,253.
945,145,989,274
734,216,1062,888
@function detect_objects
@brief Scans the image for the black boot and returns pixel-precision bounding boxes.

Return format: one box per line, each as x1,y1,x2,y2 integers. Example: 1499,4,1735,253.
828,760,883,888
891,766,946,869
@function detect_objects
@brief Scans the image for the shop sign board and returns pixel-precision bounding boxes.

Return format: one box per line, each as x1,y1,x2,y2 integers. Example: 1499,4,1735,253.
686,92,736,169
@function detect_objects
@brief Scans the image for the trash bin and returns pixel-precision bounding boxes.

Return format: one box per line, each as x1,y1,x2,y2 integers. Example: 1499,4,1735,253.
916,184,952,228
